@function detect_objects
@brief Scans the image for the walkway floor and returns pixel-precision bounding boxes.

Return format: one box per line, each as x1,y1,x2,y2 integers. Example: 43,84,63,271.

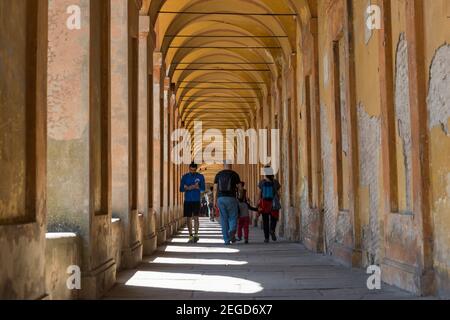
104,218,419,300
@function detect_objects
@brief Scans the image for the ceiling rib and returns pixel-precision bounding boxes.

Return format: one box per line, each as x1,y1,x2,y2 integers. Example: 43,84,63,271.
173,62,274,65
177,81,265,84
158,11,296,16
156,0,297,182
180,100,258,104
181,96,258,99
174,68,271,71
178,87,263,90
168,46,281,49
165,35,288,38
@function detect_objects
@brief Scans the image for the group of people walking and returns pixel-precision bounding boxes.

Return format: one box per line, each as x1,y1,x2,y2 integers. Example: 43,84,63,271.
180,162,281,245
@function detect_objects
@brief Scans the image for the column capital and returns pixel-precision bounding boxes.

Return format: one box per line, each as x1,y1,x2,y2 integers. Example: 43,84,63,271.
153,52,163,82
153,51,163,67
164,76,171,91
134,0,143,11
170,92,177,107
139,16,150,39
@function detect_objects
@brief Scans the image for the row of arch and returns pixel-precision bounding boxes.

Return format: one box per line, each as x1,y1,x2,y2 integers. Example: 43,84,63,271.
145,0,315,164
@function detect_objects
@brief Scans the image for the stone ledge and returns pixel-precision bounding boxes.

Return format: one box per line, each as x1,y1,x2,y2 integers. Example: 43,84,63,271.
45,232,81,300
46,232,78,240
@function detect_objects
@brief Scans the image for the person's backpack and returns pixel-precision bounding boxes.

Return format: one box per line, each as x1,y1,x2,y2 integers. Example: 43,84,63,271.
261,180,275,200
218,172,233,193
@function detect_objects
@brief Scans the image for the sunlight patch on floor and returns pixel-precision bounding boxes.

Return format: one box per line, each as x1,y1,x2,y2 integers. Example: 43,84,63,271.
159,245,240,253
173,235,224,239
150,257,248,265
179,230,222,234
125,271,263,294
168,238,226,244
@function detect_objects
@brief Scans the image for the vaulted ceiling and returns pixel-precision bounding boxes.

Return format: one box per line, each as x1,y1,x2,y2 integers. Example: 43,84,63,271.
143,0,314,181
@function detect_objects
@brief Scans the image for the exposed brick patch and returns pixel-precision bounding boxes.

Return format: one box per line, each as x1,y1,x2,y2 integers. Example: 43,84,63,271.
339,45,349,156
321,104,337,253
300,177,312,238
427,44,450,136
357,103,381,264
335,211,351,245
394,33,413,212
364,0,374,45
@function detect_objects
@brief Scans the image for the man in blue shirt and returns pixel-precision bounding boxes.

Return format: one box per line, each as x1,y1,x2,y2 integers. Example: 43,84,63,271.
180,162,206,243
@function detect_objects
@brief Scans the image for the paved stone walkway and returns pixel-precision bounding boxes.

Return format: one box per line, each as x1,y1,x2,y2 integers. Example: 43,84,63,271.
104,218,420,300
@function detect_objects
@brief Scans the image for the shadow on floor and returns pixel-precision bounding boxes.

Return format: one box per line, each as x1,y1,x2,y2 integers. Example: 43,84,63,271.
104,218,424,300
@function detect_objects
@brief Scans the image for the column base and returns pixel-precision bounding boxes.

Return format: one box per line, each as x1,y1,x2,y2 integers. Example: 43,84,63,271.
302,208,324,253
332,242,362,268
171,220,178,236
143,233,157,255
121,241,143,269
178,217,185,231
381,257,432,296
165,220,173,237
157,228,167,245
80,258,116,299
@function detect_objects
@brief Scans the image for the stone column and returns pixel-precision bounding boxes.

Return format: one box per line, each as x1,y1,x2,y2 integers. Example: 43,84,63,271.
168,92,175,234
166,88,172,236
0,0,48,300
176,116,183,229
137,17,149,243
277,70,290,239
161,76,171,236
47,0,115,298
175,111,183,228
137,16,157,255
153,52,166,245
110,0,142,269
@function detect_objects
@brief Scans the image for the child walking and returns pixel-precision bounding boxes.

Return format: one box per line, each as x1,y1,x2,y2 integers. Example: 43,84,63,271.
237,190,259,244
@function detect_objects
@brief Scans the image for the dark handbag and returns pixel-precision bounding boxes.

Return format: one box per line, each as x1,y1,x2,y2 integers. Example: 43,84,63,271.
272,196,282,211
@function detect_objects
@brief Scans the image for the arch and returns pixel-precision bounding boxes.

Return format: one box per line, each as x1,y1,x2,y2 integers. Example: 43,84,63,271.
147,0,313,180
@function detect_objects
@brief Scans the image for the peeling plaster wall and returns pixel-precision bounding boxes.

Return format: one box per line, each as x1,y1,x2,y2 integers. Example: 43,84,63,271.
268,0,449,297
300,178,323,251
47,0,90,234
352,0,383,268
427,44,450,298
